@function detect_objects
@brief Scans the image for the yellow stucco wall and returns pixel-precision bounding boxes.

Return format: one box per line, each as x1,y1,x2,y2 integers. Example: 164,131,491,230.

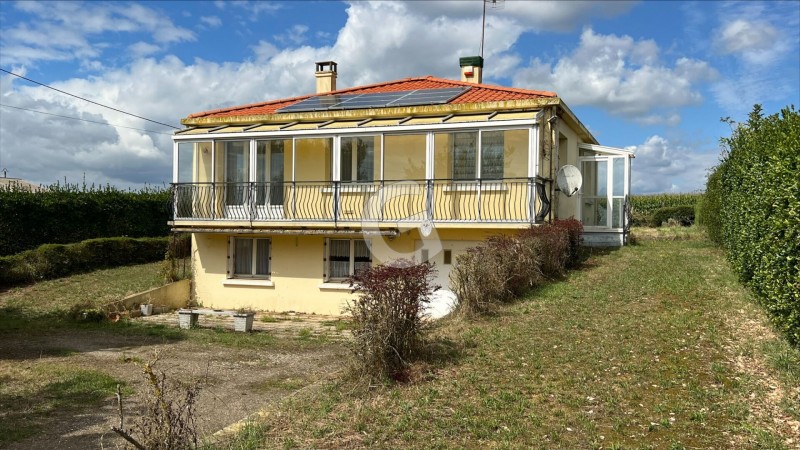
190,227,518,315
555,123,581,221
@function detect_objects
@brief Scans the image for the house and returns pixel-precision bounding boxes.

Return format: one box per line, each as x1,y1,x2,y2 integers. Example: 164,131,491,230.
171,58,633,315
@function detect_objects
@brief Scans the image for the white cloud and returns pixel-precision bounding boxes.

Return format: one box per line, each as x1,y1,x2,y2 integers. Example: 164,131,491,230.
715,19,779,55
200,16,222,28
513,29,718,125
128,42,161,58
627,135,719,193
709,1,800,116
404,0,635,32
1,1,195,66
274,25,310,46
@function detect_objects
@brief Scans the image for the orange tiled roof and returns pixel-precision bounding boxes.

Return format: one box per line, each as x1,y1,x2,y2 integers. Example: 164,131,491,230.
187,76,556,119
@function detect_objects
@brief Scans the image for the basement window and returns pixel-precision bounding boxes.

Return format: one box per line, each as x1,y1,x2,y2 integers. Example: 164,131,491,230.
326,239,371,281
229,237,271,279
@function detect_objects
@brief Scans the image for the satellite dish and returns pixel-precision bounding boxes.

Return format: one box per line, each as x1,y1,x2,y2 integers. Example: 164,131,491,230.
556,165,583,197
420,220,433,237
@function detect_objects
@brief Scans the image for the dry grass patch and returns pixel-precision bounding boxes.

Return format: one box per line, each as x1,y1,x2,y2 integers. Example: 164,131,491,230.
213,233,799,450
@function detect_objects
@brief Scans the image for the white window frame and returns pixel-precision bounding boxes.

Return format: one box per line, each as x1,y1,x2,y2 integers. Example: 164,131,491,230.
228,237,271,279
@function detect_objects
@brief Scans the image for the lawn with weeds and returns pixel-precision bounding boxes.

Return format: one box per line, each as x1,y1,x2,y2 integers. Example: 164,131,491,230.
0,363,128,445
0,261,346,448
216,228,799,449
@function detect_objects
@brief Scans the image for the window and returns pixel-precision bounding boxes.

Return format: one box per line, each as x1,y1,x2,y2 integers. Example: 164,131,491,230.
327,239,371,280
340,136,375,182
433,130,521,180
480,131,504,179
452,132,477,180
230,237,270,278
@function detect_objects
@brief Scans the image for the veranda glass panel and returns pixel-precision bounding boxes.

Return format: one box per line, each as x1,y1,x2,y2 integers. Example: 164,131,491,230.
256,140,285,205
481,131,504,179
295,138,332,181
329,239,350,279
177,143,195,183
384,134,426,180
453,132,477,180
581,159,608,227
341,136,376,182
224,141,249,206
501,129,528,178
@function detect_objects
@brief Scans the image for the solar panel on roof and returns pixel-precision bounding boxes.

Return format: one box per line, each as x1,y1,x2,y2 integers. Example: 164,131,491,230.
276,87,469,113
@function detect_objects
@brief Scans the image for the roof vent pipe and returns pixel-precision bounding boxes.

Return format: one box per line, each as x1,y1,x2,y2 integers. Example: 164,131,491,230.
315,61,337,94
459,56,483,84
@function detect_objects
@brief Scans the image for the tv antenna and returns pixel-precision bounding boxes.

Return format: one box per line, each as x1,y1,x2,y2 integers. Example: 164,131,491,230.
480,0,505,59
556,165,583,197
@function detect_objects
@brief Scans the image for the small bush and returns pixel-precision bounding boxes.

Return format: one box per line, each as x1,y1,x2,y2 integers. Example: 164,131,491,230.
113,355,200,450
346,260,437,382
649,206,695,227
0,236,170,288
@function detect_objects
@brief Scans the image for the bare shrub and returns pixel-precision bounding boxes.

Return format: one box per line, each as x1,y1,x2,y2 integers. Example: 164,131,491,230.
452,235,544,316
520,224,570,278
112,355,200,450
346,260,437,382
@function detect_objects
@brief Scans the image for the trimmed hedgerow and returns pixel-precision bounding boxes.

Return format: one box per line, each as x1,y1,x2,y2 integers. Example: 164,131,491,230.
707,104,800,346
0,183,170,256
697,163,725,244
630,193,703,226
346,260,437,382
649,206,696,227
452,220,583,316
0,236,178,288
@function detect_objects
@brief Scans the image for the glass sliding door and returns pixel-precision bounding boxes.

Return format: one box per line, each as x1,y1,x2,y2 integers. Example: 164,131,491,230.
580,158,608,227
255,139,286,219
223,141,249,218
579,156,627,229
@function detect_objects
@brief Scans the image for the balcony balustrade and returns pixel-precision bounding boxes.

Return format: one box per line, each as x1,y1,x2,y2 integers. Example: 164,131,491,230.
171,178,550,225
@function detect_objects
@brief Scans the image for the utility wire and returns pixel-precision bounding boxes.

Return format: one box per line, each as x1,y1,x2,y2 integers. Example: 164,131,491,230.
0,103,173,136
0,68,181,129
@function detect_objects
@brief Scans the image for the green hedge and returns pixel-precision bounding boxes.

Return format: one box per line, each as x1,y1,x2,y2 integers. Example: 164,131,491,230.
0,237,171,288
706,105,800,346
0,183,171,256
649,206,696,227
630,193,704,226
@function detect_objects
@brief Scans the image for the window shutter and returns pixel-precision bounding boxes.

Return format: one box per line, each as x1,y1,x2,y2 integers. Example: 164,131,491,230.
323,238,328,280
226,237,232,278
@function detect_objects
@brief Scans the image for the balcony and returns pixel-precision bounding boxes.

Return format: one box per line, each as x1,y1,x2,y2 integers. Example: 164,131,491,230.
171,178,551,227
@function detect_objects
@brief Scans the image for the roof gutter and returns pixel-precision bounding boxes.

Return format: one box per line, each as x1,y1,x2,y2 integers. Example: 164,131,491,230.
181,98,561,127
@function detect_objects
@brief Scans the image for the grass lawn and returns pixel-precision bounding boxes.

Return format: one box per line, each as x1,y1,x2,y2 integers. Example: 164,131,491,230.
0,261,344,446
214,228,800,450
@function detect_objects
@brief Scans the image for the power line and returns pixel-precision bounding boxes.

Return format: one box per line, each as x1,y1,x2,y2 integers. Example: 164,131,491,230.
0,103,174,136
0,68,181,129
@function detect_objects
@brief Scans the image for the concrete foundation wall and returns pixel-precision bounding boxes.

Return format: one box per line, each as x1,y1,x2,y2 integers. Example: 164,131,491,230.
120,279,191,310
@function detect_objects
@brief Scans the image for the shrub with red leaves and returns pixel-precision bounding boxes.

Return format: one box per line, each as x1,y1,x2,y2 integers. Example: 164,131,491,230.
347,260,437,382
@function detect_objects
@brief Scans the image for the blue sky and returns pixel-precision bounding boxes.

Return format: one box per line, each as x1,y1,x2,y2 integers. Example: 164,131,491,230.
1,0,798,193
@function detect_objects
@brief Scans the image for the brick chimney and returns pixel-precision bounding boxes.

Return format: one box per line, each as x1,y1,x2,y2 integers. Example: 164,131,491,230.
459,56,483,84
315,61,338,94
